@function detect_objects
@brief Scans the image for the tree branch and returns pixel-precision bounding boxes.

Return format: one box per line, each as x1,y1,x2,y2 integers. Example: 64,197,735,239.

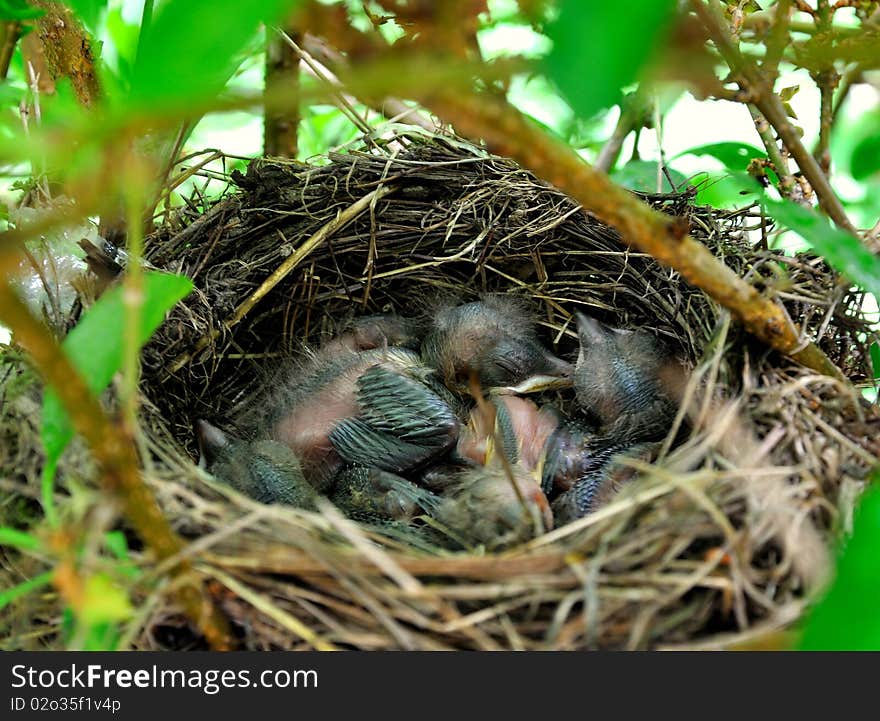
747,104,798,200
595,91,651,173
29,0,100,107
812,0,839,176
299,32,438,133
692,0,856,234
761,0,792,82
265,27,301,158
0,20,21,80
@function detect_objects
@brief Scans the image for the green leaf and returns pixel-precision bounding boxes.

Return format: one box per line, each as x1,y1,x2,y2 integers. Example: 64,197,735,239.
79,574,133,625
611,160,687,193
104,530,130,560
41,271,193,465
104,530,140,580
128,0,299,109
0,0,44,21
765,200,880,298
800,476,880,650
62,0,107,30
544,0,677,119
694,170,763,209
0,526,43,552
850,134,880,181
675,142,767,170
0,571,53,612
778,85,800,102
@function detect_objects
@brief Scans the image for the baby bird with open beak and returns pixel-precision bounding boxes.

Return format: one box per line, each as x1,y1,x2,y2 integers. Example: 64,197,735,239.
545,312,686,523
420,298,573,394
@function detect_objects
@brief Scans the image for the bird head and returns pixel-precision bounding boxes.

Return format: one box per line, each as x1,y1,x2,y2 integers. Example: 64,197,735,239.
195,420,314,507
421,299,572,393
573,312,679,427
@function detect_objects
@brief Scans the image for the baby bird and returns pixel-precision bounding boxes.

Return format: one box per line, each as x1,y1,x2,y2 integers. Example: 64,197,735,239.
457,393,558,474
421,298,573,394
266,346,460,491
197,421,441,530
573,312,682,442
550,441,660,525
541,312,686,523
455,393,617,502
431,459,553,551
329,465,441,525
196,420,319,509
428,393,554,550
318,313,423,355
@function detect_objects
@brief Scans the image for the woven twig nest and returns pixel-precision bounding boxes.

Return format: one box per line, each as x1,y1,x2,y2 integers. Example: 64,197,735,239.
3,129,879,650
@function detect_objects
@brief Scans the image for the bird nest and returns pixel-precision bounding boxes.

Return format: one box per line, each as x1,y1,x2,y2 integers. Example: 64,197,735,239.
3,128,879,650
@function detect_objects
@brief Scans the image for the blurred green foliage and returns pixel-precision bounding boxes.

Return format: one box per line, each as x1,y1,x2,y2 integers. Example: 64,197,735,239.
611,160,687,193
0,526,42,552
766,199,880,299
800,473,880,650
128,0,297,110
41,271,192,463
0,571,53,612
40,271,193,523
850,133,880,183
545,0,676,120
0,0,43,21
63,0,106,30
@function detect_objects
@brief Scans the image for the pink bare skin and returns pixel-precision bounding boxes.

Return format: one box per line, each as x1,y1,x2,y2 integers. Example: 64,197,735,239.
457,395,558,471
270,348,424,488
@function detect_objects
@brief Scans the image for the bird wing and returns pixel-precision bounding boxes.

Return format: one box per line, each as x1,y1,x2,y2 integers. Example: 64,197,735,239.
355,365,460,447
330,417,450,474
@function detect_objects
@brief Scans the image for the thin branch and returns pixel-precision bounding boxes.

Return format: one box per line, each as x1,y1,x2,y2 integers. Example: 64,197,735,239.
0,20,21,80
761,0,792,82
747,104,798,199
276,28,372,136
121,158,146,430
301,33,438,134
692,0,856,234
829,61,862,124
595,91,650,173
822,10,880,140
265,27,301,158
742,11,860,36
812,0,839,175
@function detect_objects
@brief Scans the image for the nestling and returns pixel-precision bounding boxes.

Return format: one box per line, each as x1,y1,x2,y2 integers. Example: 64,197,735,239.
420,298,572,393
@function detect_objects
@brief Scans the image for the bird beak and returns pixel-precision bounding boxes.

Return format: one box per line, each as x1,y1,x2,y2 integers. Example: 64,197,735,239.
576,312,609,345
195,419,232,467
503,371,574,394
